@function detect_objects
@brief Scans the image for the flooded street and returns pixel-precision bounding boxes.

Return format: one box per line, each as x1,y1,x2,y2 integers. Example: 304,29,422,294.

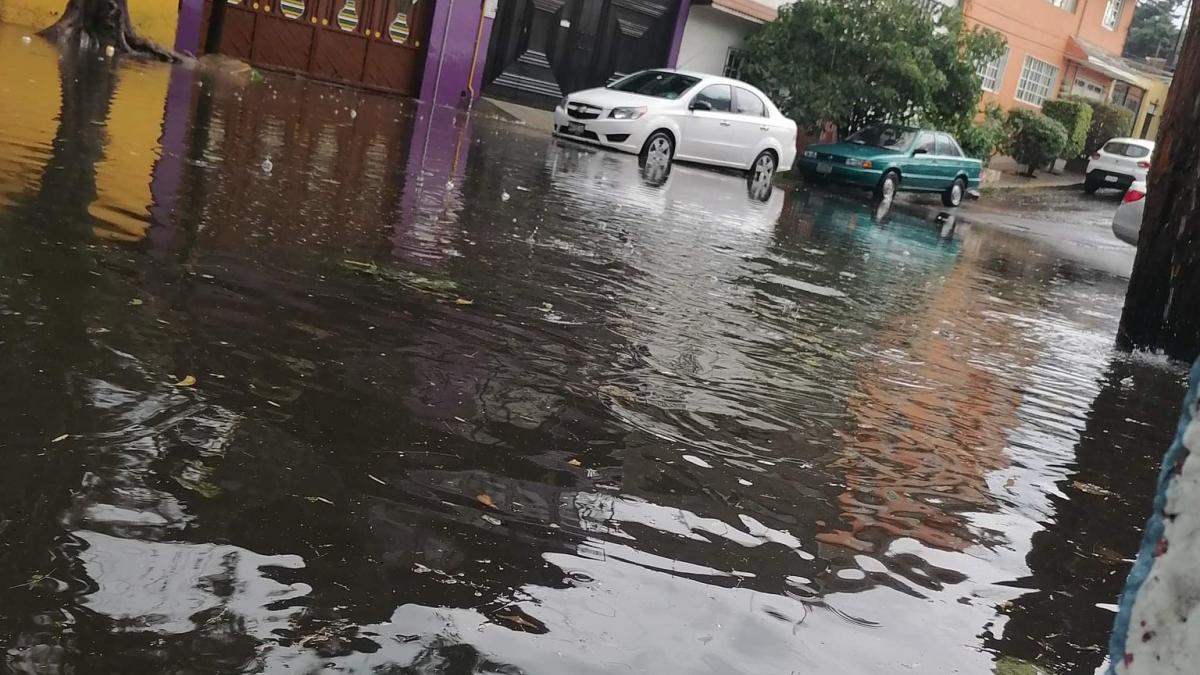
0,25,1191,675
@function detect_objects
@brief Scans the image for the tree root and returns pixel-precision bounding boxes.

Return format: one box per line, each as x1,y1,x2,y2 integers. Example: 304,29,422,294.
38,0,184,63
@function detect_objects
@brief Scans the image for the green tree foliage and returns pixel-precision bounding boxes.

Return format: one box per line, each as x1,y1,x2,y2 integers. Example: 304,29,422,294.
1041,98,1094,159
1123,0,1185,60
1004,109,1068,176
956,103,1006,164
742,0,1006,136
1071,97,1137,154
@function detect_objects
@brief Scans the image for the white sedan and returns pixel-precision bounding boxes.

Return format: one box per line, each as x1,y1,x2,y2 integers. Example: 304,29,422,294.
553,69,797,182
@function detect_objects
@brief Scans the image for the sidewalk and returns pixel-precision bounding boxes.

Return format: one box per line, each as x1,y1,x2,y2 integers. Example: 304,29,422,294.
983,155,1084,191
476,97,556,132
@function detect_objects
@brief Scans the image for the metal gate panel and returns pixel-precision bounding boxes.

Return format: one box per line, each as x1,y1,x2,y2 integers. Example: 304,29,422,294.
206,0,429,96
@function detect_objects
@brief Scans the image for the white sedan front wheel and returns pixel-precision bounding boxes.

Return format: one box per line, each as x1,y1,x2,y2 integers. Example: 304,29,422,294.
640,132,674,170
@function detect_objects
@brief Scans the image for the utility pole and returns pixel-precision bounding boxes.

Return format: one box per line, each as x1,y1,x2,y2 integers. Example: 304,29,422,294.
1117,1,1200,360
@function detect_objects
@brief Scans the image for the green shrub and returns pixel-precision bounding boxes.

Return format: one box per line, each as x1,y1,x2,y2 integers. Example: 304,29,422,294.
1041,98,1093,159
956,103,1006,165
1004,109,1068,176
1069,97,1135,154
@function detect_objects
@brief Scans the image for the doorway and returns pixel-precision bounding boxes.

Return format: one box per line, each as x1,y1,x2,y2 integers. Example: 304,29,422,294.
482,0,680,108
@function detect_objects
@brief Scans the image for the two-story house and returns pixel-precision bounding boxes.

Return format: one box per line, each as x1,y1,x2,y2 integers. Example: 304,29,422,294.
964,0,1150,125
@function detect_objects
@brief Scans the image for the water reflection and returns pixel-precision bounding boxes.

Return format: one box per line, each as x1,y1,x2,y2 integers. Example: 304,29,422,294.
0,23,1189,675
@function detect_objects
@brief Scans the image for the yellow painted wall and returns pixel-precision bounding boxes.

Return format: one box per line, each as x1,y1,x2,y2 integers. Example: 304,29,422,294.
0,0,179,47
0,23,172,241
90,60,172,241
0,23,60,207
1133,77,1172,142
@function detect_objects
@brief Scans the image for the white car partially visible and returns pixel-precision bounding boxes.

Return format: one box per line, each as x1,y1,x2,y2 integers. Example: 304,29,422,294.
1112,180,1146,246
1086,137,1155,194
553,69,797,182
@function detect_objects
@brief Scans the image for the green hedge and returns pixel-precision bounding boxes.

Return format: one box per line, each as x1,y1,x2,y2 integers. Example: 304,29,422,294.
957,103,1006,166
1069,96,1136,154
1041,98,1093,159
1005,109,1068,176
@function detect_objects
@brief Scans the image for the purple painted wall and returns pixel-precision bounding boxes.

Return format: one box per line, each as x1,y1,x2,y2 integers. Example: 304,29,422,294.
420,0,494,105
175,0,206,55
667,0,692,66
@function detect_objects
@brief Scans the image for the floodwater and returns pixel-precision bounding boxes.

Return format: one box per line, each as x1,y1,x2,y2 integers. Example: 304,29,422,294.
0,25,1190,675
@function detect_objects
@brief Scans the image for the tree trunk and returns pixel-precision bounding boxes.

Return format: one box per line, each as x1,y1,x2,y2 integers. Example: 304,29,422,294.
39,0,179,61
1116,5,1200,362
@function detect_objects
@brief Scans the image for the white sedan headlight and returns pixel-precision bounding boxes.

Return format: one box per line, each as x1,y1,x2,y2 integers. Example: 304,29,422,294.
608,106,646,120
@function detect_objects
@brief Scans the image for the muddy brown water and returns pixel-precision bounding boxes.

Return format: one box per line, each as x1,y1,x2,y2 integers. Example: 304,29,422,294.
0,25,1189,675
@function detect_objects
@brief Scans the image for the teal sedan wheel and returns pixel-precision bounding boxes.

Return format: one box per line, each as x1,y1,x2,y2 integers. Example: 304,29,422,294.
874,170,900,206
942,177,966,208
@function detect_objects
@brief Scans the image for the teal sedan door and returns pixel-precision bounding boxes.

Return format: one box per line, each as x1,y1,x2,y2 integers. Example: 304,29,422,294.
933,134,966,189
900,132,940,190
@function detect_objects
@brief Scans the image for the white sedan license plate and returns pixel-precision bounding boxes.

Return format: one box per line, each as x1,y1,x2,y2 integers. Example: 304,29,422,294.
567,122,585,136
1104,175,1119,183
816,162,833,175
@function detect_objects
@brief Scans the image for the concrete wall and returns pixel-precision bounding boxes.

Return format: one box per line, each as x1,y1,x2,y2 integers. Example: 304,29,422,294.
0,0,180,47
676,6,753,75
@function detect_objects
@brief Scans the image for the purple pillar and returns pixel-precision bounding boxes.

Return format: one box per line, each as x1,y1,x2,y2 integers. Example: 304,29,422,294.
175,0,207,55
420,0,495,106
147,68,198,256
667,0,692,67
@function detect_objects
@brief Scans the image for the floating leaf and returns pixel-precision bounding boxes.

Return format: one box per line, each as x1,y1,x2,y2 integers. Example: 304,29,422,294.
477,494,497,509
304,496,334,505
51,434,69,444
496,613,538,630
129,298,143,306
567,458,582,466
454,298,474,306
174,375,197,387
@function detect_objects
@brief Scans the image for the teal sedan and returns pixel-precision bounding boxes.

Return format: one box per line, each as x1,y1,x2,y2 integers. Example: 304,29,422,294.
797,125,982,207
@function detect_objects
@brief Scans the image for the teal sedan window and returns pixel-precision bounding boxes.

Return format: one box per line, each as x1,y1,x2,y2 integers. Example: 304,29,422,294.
847,125,917,150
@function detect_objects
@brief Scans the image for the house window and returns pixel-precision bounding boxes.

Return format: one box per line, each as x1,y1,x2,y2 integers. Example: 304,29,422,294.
724,48,747,80
1014,55,1060,107
977,47,1008,92
1047,0,1078,11
1103,0,1124,30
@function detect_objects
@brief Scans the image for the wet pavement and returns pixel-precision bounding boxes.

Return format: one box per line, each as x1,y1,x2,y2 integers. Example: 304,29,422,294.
0,24,1191,675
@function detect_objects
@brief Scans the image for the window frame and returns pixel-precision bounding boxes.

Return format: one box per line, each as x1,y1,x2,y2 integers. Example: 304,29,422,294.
977,46,1009,93
692,84,733,113
1014,55,1060,108
1046,0,1078,11
913,133,938,155
733,87,767,117
1103,0,1124,30
935,134,963,157
723,48,748,80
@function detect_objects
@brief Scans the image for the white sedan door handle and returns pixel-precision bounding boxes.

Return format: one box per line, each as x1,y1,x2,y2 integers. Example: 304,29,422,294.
759,125,770,131
720,121,732,127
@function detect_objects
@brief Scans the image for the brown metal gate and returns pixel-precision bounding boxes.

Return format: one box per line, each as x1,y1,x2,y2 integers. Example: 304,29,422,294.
209,0,429,96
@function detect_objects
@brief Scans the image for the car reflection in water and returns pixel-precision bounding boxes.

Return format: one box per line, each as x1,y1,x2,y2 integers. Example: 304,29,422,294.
550,139,786,228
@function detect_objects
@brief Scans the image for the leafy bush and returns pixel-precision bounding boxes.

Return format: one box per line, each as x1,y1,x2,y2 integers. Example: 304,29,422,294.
1069,97,1136,154
956,103,1006,165
742,0,1005,136
1041,98,1093,159
1004,109,1068,176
